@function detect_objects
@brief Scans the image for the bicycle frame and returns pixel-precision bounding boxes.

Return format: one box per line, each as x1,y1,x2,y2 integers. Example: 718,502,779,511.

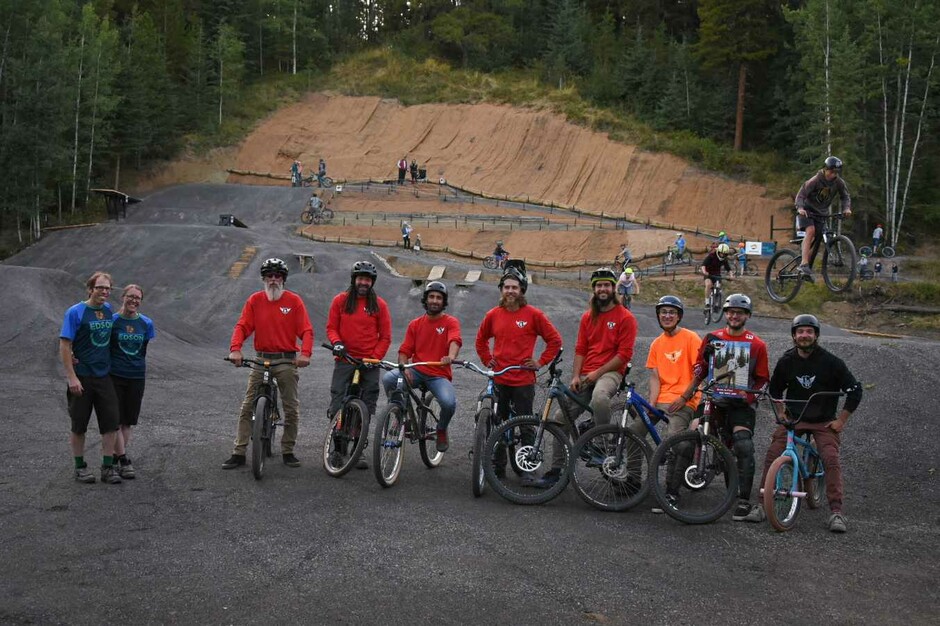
383,361,443,441
619,381,668,446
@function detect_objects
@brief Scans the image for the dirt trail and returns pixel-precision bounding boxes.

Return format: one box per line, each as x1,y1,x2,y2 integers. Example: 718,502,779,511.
228,94,791,240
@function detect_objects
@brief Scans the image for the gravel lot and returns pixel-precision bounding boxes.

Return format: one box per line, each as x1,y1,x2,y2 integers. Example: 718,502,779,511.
0,184,935,624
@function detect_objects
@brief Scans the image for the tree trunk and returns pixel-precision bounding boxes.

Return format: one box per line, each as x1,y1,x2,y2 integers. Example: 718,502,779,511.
292,2,297,75
218,55,223,126
734,62,746,150
85,47,102,207
823,0,831,152
71,31,86,214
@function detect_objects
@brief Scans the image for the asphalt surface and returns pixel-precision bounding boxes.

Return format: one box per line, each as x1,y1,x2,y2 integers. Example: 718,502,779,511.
0,183,936,624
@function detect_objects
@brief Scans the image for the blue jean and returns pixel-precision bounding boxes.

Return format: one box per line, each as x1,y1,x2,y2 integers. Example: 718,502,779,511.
382,369,457,430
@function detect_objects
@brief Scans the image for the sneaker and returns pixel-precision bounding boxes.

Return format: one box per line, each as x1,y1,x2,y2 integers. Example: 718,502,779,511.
118,459,136,480
527,468,561,489
327,451,344,468
222,454,246,469
732,500,755,521
74,464,96,484
652,493,678,514
435,429,449,453
355,457,369,470
799,264,815,282
282,453,301,468
100,465,122,484
743,505,766,523
828,512,848,533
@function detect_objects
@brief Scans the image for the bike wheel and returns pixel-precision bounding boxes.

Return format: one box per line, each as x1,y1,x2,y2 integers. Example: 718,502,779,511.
322,399,370,478
763,455,802,531
418,399,444,468
321,208,334,221
321,176,334,188
704,294,713,325
251,397,268,480
482,416,571,505
650,430,738,524
822,234,856,293
745,263,758,276
802,440,825,510
300,211,314,224
571,425,652,512
765,249,803,303
482,256,498,270
858,245,873,257
881,245,896,258
471,408,493,497
372,404,405,488
681,251,693,265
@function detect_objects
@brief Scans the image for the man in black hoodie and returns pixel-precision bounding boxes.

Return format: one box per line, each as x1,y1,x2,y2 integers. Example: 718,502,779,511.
745,314,862,532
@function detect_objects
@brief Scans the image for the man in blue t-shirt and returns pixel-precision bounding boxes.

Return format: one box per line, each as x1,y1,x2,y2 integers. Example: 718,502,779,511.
59,271,122,484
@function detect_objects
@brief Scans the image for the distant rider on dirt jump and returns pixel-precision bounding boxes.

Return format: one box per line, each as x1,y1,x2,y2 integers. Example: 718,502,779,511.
795,156,852,282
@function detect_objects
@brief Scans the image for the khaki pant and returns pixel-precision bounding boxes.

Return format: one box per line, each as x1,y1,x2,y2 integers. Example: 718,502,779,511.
627,402,694,440
548,371,623,469
232,363,300,455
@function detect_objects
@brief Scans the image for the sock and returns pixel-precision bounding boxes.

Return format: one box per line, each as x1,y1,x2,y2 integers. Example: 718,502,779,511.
103,455,114,467
74,456,86,469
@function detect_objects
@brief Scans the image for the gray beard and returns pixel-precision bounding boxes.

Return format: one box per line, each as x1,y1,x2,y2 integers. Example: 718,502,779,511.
265,284,284,301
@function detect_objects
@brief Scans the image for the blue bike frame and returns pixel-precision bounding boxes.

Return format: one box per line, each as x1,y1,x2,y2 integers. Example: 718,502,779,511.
620,381,668,445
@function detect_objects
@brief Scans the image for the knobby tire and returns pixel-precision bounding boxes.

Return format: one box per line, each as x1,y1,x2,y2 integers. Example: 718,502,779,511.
571,424,652,512
471,408,493,497
373,404,405,488
765,249,802,303
322,398,370,478
251,396,268,480
482,415,571,506
764,455,802,531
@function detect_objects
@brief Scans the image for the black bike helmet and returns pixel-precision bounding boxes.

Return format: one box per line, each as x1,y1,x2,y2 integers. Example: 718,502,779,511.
722,293,752,313
260,257,289,280
791,314,820,336
498,267,528,294
422,281,448,308
351,260,378,283
824,156,843,172
590,267,618,286
655,295,684,321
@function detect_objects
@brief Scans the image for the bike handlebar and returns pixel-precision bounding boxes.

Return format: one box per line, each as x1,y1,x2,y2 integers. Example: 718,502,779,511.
455,360,539,378
223,356,294,368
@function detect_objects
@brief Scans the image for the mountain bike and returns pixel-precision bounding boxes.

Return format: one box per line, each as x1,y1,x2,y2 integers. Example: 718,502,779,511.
300,205,334,224
320,343,376,478
483,253,509,270
664,246,693,267
650,347,740,524
372,360,447,488
225,356,289,480
760,390,847,532
735,257,759,276
457,361,538,497
570,379,667,512
857,242,895,258
302,173,334,188
481,348,594,505
765,212,856,303
703,275,727,326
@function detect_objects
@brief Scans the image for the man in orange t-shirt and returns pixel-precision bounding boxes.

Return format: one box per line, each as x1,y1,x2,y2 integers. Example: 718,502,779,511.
628,295,701,442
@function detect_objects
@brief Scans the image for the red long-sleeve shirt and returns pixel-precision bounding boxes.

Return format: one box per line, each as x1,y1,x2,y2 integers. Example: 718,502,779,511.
574,306,637,376
398,314,462,379
325,292,392,359
230,291,313,356
475,305,562,386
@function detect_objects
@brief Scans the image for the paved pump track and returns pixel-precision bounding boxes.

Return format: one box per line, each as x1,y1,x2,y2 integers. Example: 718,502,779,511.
1,195,936,619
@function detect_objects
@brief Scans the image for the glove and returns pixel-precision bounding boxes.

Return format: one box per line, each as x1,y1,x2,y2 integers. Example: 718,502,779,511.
331,343,346,357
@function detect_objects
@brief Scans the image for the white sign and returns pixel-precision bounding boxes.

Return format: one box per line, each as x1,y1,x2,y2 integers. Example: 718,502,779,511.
744,241,762,256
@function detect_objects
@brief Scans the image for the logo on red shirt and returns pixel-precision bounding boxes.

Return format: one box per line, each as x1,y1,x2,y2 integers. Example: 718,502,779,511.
436,327,445,334
607,321,617,330
516,321,528,328
280,307,292,315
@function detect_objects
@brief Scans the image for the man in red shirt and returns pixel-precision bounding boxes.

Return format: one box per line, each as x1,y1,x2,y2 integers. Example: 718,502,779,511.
326,261,392,469
382,281,462,452
475,267,561,422
534,267,637,488
677,293,770,520
223,258,313,469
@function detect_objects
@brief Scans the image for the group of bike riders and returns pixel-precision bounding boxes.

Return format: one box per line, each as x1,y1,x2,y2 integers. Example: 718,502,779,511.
61,156,863,532
207,248,862,532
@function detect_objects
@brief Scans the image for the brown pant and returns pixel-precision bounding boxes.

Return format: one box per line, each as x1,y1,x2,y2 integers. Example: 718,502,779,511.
232,363,300,455
760,421,844,513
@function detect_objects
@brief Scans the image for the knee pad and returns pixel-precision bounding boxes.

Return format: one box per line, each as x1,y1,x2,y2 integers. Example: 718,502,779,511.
733,430,756,480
